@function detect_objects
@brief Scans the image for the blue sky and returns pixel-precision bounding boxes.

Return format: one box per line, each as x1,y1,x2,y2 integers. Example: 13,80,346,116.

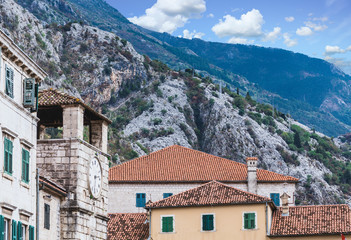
107,0,351,74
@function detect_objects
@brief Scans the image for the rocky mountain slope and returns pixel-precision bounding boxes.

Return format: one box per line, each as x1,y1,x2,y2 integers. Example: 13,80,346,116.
15,0,351,137
1,0,351,205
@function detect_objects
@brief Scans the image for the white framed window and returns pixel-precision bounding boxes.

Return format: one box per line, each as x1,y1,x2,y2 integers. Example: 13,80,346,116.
161,215,175,233
242,212,257,230
201,213,215,232
4,218,9,240
22,224,27,240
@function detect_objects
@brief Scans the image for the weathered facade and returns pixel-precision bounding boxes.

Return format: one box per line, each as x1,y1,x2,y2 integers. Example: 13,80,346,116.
0,29,46,240
36,89,111,240
108,145,298,213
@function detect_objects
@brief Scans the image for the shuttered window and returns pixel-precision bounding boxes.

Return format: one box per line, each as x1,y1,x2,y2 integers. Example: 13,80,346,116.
5,65,14,98
163,193,173,198
23,78,35,108
202,214,214,231
17,222,22,240
44,204,50,230
21,149,30,183
11,220,16,240
244,213,256,229
161,216,173,233
4,138,13,175
136,193,146,207
0,215,4,240
270,193,280,206
28,226,34,240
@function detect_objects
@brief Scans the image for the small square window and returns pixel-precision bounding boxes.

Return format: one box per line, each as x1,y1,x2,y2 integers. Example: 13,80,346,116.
163,193,173,198
136,193,146,207
202,214,214,231
161,216,174,233
270,193,280,206
244,213,256,229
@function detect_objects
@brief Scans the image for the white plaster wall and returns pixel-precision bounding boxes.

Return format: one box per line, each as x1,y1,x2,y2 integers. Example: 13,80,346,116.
39,191,61,240
0,54,38,229
108,182,295,213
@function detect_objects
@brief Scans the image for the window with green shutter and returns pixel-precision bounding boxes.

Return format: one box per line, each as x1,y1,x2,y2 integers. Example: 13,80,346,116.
161,216,174,233
22,149,30,183
202,214,214,231
17,222,22,240
5,65,14,98
0,215,4,240
11,220,17,240
270,193,280,206
28,226,34,240
4,138,13,175
244,213,256,229
44,203,50,230
23,78,35,108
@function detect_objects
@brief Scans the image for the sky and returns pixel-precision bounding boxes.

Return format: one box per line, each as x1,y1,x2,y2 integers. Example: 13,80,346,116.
107,0,351,74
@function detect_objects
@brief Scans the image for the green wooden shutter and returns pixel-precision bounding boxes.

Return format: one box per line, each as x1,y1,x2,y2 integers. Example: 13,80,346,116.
17,221,22,240
4,138,13,174
12,220,17,240
5,65,14,98
23,78,35,108
22,149,29,183
162,217,173,233
202,215,214,231
29,226,34,240
0,215,4,240
244,213,249,229
244,213,255,229
250,213,255,229
44,203,50,229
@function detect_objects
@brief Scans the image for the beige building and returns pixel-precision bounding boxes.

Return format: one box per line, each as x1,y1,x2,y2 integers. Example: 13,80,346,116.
36,89,111,240
0,29,46,240
143,181,351,240
108,145,298,213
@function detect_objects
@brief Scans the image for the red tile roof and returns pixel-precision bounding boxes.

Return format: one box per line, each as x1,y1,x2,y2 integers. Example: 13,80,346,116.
39,89,111,123
109,145,298,183
108,213,148,240
39,175,67,196
146,181,272,209
270,205,351,236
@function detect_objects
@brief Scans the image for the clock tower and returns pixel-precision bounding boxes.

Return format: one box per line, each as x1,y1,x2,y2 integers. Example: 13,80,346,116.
36,89,111,240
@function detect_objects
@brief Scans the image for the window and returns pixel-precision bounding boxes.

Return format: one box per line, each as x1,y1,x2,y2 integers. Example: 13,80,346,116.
11,220,17,240
4,138,13,174
22,149,30,183
44,203,50,229
5,65,14,98
21,225,26,240
270,193,280,206
243,213,256,229
0,215,9,240
29,226,34,240
161,216,174,233
202,214,214,231
136,193,146,207
163,193,173,198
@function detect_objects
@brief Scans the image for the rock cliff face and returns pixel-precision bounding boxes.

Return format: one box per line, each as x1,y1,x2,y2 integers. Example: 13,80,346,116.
1,0,351,205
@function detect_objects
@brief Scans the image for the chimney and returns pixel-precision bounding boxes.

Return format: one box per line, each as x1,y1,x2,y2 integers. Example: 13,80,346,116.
280,192,290,216
246,157,258,194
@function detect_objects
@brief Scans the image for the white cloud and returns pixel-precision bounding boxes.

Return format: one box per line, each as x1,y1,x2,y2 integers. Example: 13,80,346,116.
312,17,328,22
283,33,297,47
211,9,264,37
305,21,328,31
128,0,206,33
228,37,254,44
296,26,313,36
324,45,350,55
324,56,351,75
207,13,214,18
285,16,295,22
182,29,205,39
263,27,281,42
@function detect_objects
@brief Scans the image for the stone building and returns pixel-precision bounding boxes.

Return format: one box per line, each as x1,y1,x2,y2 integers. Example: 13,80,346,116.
0,29,46,239
108,145,298,213
36,89,111,240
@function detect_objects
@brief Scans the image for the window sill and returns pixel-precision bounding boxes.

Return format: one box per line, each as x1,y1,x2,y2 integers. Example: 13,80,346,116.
242,228,259,231
21,181,30,189
201,230,216,232
159,232,176,234
2,172,13,181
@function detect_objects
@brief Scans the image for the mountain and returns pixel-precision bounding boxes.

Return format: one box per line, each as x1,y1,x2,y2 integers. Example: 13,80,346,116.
16,0,351,137
3,0,351,205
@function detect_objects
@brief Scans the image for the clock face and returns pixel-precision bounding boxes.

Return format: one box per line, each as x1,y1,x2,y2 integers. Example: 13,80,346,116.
89,158,102,198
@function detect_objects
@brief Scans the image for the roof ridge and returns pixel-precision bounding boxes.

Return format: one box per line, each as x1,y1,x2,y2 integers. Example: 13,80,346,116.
285,204,349,208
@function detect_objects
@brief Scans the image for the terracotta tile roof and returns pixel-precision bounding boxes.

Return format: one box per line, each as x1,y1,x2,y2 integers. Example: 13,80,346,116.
39,172,67,197
38,89,111,123
270,205,351,236
39,88,81,106
109,145,298,183
146,181,272,209
108,213,148,240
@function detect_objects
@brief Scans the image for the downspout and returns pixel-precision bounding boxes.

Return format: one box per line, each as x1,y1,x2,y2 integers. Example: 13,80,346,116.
265,202,269,237
147,208,152,240
36,168,39,240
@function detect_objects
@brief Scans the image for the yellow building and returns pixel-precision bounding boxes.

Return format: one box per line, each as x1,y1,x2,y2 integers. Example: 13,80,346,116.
143,181,351,240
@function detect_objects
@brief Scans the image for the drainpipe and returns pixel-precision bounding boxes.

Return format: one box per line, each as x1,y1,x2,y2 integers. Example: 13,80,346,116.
36,168,39,240
265,202,268,236
147,208,152,240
